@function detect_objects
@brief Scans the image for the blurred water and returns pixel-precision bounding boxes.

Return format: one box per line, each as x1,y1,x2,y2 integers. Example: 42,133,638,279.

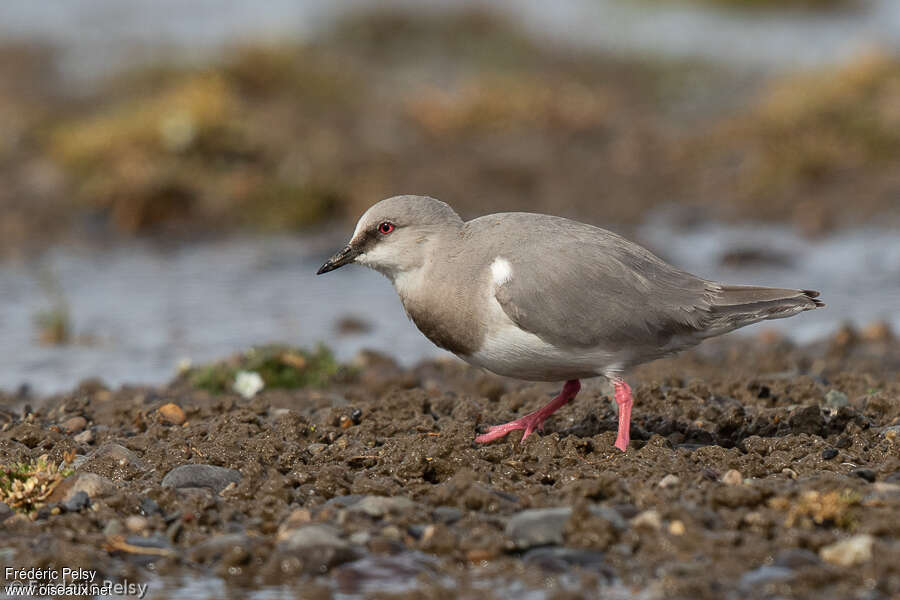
1,223,898,395
0,0,898,82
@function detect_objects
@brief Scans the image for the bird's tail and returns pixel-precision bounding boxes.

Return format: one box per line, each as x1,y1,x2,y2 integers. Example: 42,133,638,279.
700,284,824,338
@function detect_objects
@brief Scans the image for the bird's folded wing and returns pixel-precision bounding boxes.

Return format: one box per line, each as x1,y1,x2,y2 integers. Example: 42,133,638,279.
493,230,716,351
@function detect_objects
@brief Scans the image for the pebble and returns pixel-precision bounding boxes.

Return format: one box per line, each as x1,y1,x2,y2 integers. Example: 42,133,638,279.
0,502,11,522
307,443,327,455
161,464,242,493
774,548,821,568
782,468,798,480
158,403,186,425
821,448,839,460
433,506,463,524
668,520,686,535
139,497,163,517
124,515,149,533
881,426,900,442
823,390,850,409
61,416,87,433
104,520,124,537
348,496,416,518
506,506,626,550
73,429,94,444
276,509,313,541
278,524,349,552
349,531,372,546
61,490,90,513
631,510,662,531
852,468,876,483
739,565,794,590
820,534,875,567
53,473,117,503
658,474,680,488
58,454,88,472
88,443,146,471
722,469,743,486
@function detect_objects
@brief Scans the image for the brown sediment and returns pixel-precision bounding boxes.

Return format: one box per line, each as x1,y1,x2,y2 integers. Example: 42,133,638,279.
0,329,898,597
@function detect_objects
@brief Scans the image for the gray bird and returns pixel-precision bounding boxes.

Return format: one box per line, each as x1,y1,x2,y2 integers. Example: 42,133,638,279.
317,195,823,451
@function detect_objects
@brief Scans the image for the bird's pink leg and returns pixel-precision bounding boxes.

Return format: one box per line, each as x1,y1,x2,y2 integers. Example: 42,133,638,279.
612,379,633,452
475,380,581,444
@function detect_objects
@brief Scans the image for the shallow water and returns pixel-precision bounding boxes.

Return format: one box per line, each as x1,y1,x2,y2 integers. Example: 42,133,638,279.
1,0,899,82
1,222,897,395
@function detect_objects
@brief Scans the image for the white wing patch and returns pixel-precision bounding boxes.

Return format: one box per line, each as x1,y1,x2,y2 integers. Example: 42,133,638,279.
490,257,513,287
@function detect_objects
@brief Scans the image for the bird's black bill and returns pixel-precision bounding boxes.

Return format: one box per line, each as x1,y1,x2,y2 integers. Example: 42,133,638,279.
316,245,358,274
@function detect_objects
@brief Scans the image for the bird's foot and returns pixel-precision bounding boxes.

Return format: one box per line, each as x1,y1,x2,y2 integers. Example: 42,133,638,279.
475,380,581,444
475,412,548,443
613,380,633,452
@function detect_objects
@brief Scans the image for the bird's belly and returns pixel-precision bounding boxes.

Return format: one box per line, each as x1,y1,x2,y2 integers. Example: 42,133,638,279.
462,321,617,381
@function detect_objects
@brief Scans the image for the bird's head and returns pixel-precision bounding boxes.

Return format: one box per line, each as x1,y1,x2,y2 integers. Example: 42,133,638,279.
317,195,462,279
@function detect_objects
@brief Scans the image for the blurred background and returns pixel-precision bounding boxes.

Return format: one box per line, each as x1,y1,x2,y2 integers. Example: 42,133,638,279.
1,0,898,394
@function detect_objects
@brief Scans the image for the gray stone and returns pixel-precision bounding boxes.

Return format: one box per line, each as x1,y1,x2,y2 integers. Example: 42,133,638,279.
58,455,88,472
55,473,118,503
87,443,146,470
139,497,163,517
433,506,463,524
325,494,366,508
61,490,90,513
823,390,850,409
0,502,11,522
278,524,349,552
307,443,327,455
506,507,571,549
103,520,124,537
774,548,821,569
349,496,416,518
739,566,794,590
161,464,241,493
506,505,625,550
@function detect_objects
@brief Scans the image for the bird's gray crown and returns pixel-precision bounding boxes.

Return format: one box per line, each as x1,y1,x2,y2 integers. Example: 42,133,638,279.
352,195,462,238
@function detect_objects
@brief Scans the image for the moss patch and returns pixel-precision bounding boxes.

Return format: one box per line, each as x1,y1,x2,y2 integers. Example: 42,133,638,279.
0,457,73,513
186,345,350,394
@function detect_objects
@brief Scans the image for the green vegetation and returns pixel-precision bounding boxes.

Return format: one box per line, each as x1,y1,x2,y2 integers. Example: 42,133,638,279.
0,458,73,513
187,345,349,393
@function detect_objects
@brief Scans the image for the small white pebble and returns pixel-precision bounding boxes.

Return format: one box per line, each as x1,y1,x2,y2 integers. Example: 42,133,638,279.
658,474,680,488
820,534,875,567
631,510,662,530
668,520,686,535
722,469,743,486
125,515,149,533
234,371,265,399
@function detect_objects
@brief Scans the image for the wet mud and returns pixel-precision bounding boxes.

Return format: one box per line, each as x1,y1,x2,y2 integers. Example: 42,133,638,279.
1,330,898,598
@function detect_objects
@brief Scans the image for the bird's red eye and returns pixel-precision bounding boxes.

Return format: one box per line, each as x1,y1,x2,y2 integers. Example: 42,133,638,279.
378,222,395,235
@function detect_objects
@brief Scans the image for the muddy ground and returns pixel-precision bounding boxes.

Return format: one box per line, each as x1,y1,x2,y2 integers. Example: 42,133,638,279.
0,327,898,599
